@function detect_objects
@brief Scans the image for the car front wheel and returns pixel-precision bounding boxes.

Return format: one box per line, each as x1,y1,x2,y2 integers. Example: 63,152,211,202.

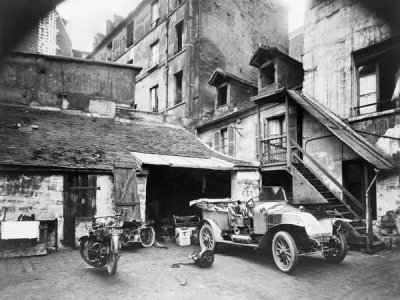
272,231,298,274
199,223,216,251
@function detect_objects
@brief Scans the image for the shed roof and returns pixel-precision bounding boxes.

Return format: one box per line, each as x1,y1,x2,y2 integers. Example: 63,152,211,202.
287,90,395,170
0,105,257,171
208,68,257,89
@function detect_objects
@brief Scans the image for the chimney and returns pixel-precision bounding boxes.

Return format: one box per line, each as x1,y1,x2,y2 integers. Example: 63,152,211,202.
113,14,124,27
106,20,114,35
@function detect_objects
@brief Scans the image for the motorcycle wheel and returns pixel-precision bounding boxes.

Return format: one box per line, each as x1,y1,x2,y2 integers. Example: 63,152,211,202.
106,253,119,275
80,239,106,268
140,226,156,248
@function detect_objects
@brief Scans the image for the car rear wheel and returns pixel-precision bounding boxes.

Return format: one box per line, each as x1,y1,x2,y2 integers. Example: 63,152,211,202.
323,231,347,263
199,223,216,251
272,231,298,274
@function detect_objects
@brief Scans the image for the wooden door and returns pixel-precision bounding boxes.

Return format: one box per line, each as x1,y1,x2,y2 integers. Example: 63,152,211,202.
63,174,97,247
113,167,140,220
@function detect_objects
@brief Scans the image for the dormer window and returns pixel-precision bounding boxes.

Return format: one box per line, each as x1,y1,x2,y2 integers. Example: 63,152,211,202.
217,84,228,107
260,62,275,88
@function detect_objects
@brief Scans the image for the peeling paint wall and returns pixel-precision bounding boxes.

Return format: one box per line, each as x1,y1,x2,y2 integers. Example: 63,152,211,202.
0,52,138,110
302,0,397,118
231,171,261,201
0,173,64,244
376,174,400,218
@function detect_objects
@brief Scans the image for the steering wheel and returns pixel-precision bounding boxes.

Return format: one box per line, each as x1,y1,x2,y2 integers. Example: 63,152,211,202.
246,197,255,209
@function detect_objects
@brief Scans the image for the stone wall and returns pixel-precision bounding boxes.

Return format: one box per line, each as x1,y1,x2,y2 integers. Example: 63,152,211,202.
302,0,397,118
0,173,64,244
231,171,261,201
0,52,139,110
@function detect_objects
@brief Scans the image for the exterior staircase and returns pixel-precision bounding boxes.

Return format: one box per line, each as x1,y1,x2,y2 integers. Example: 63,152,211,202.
288,138,385,252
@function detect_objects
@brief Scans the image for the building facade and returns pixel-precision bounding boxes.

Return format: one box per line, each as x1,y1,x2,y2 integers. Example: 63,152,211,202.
15,10,72,57
88,0,288,121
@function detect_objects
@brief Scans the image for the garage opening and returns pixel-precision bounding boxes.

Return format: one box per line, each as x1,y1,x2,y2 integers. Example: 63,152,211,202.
262,170,293,202
145,166,231,222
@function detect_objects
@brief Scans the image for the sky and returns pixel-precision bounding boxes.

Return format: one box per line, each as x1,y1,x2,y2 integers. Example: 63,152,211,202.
57,0,307,52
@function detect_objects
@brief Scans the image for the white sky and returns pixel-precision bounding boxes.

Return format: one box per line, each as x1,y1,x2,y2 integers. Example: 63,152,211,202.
57,0,306,52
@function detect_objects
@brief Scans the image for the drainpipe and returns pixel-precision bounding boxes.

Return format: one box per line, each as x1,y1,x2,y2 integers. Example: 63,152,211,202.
165,0,170,115
365,168,379,253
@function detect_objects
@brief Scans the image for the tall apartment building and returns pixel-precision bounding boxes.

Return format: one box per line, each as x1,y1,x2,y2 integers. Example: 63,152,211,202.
88,0,288,121
15,10,72,57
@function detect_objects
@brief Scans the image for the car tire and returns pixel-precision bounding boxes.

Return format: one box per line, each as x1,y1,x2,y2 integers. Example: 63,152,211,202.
323,231,347,263
199,223,216,251
272,231,298,274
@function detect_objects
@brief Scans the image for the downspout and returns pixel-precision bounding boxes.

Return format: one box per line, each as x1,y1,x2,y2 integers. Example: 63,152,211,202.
164,0,170,115
365,168,379,253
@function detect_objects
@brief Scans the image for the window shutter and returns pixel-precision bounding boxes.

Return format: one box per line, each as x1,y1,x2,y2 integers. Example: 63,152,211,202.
255,123,259,159
228,127,235,156
214,131,220,152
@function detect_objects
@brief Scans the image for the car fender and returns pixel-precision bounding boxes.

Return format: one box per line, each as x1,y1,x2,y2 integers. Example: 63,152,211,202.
198,219,224,242
78,235,89,242
258,223,308,250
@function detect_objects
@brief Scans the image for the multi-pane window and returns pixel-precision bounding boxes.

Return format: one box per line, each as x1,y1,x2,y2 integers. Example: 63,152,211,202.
358,64,377,115
263,115,286,163
150,85,159,112
354,38,400,116
217,84,228,107
175,21,184,53
150,42,159,66
175,71,183,104
151,1,160,28
220,128,228,155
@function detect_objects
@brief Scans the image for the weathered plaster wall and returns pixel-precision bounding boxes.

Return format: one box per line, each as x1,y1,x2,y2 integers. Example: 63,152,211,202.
0,52,137,110
95,175,114,217
198,0,288,120
302,0,396,118
376,173,400,217
0,173,64,243
231,171,261,201
138,175,147,220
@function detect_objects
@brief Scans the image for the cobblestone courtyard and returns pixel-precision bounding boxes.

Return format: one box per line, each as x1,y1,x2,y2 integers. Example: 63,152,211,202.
0,244,399,300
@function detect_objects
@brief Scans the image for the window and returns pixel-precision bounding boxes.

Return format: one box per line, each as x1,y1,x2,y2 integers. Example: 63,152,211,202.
214,127,235,156
260,63,275,88
175,71,183,104
263,115,286,163
151,1,160,28
150,85,159,112
126,21,134,48
107,42,112,50
217,84,228,107
150,41,159,67
175,21,184,53
354,38,400,116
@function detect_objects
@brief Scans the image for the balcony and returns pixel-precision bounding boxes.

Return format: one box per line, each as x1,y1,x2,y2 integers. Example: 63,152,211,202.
261,135,287,167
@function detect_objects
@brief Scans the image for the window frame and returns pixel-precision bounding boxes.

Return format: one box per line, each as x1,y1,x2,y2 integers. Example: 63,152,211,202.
150,41,159,67
216,82,229,108
151,1,160,28
175,20,184,53
174,70,183,104
126,21,134,48
150,85,159,112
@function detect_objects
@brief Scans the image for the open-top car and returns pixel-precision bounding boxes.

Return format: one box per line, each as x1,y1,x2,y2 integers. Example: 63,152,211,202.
190,186,348,274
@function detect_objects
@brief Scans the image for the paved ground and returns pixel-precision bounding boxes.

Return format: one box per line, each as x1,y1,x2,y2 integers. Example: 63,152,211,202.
0,243,399,300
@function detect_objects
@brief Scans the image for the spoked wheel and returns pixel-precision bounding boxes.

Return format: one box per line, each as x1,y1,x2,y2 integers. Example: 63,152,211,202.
140,226,156,248
106,252,119,275
199,223,216,251
195,249,214,268
80,239,106,268
272,231,298,274
323,231,347,263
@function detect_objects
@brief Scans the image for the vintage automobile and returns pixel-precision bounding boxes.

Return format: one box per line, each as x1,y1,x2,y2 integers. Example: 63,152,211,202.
190,186,348,274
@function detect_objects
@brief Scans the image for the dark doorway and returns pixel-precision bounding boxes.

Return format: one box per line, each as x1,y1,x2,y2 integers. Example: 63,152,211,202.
146,166,231,222
63,174,97,247
343,160,376,219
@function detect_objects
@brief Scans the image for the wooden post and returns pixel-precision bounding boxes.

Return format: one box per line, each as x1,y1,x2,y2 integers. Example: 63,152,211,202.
285,93,291,167
257,102,262,164
365,168,379,253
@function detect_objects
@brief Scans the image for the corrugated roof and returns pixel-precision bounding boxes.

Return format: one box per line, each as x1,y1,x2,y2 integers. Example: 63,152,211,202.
0,105,257,171
287,90,395,170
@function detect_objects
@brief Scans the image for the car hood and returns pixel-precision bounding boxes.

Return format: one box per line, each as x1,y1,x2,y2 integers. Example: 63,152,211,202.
255,201,333,238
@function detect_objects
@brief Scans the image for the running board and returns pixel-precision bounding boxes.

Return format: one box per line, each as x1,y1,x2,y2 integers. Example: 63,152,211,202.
217,240,259,249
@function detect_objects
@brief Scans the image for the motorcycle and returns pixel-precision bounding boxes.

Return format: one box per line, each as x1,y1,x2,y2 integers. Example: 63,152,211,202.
120,219,156,248
79,214,123,275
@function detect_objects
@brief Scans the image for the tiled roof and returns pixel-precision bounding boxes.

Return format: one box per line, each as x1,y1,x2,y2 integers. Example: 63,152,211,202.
0,105,256,171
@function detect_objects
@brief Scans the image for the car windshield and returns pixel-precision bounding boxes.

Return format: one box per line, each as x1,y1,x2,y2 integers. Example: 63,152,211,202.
258,186,286,201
